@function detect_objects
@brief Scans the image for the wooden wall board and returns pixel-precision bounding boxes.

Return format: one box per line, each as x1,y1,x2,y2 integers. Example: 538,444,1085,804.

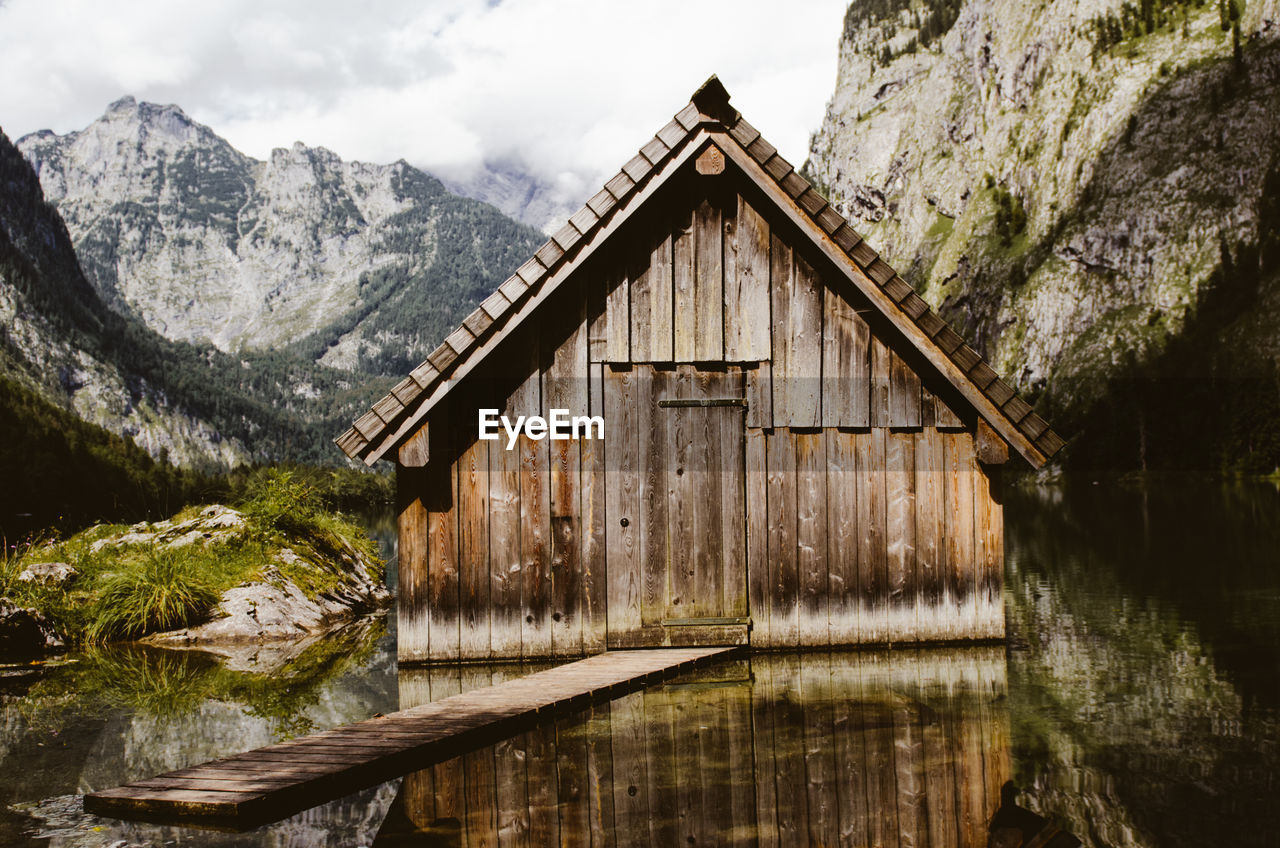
545,294,587,657
604,366,642,643
765,430,799,648
629,221,674,362
885,432,917,643
889,350,922,428
744,427,770,647
637,366,669,627
487,423,522,659
821,287,870,427
770,239,822,427
581,363,608,655
796,430,828,646
457,438,491,659
396,466,430,662
426,411,460,662
723,193,771,361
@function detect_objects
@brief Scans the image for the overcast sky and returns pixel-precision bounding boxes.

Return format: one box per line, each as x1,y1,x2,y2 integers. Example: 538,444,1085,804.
0,0,848,204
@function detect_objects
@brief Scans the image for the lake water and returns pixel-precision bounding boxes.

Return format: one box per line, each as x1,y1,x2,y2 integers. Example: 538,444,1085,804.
0,479,1276,847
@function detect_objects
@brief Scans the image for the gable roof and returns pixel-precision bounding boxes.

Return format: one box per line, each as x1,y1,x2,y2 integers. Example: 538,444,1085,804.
336,76,1065,469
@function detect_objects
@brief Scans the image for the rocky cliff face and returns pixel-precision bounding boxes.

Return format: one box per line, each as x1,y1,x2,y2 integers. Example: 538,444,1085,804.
19,99,543,375
0,129,252,468
807,0,1280,470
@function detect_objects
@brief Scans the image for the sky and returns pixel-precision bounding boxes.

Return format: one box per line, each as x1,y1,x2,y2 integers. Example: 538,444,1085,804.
0,0,849,210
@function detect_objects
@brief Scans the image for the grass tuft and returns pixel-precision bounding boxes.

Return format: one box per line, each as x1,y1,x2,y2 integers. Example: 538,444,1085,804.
87,550,219,643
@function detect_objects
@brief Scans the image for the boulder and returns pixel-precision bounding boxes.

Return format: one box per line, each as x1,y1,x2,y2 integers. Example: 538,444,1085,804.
0,599,65,658
16,562,77,586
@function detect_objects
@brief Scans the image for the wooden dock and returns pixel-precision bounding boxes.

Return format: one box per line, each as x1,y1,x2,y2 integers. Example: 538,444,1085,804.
84,646,736,830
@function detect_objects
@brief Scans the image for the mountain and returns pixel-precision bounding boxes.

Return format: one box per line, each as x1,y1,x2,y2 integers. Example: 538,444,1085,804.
806,0,1280,471
0,128,381,470
18,98,544,377
438,158,581,234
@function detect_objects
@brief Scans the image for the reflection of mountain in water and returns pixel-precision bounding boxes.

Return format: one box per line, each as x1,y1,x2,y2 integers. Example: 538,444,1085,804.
1005,480,1280,848
377,649,1012,847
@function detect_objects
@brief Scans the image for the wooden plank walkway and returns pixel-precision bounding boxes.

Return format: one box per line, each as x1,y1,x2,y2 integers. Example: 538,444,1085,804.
84,646,736,830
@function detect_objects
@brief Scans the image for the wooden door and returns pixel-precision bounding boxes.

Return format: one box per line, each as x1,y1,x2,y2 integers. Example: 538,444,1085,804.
605,364,748,648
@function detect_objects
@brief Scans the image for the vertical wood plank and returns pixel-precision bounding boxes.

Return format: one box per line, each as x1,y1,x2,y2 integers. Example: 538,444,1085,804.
766,429,799,647
745,360,772,428
582,363,608,655
587,253,608,364
489,424,522,659
719,368,748,617
945,433,976,640
673,197,697,362
426,409,460,661
771,242,822,428
514,347,551,657
886,432,917,643
457,438,490,659
692,370,728,619
724,193,771,361
869,335,891,428
795,430,828,646
545,293,587,657
604,366,641,643
974,463,1004,640
857,429,888,643
693,188,725,360
915,427,946,641
745,427,770,647
396,465,430,662
604,261,629,363
630,222,673,362
825,430,858,646
667,366,697,619
935,391,964,429
822,286,871,427
889,350,922,428
638,366,668,626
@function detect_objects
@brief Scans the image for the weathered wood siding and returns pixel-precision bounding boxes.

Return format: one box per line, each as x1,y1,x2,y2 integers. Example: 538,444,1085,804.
379,649,1010,846
395,170,1005,661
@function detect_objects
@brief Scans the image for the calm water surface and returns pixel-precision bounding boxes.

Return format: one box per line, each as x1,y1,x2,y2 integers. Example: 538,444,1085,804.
0,480,1275,846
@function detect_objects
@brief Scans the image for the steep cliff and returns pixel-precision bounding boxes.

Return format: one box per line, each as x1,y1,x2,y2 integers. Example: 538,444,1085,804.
19,99,544,376
807,0,1280,470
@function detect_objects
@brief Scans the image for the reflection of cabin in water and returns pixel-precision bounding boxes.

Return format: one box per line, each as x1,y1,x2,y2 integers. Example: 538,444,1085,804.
336,77,1064,662
375,649,1013,847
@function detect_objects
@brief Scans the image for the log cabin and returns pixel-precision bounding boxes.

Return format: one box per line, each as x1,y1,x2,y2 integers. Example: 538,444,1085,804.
336,77,1065,662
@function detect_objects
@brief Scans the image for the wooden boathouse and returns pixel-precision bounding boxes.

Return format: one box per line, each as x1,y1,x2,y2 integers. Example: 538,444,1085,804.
336,77,1064,662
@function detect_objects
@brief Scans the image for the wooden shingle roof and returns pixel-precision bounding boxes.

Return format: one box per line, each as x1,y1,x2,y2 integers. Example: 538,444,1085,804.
336,76,1065,468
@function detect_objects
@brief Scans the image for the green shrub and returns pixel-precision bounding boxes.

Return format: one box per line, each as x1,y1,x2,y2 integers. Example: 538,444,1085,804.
87,550,219,643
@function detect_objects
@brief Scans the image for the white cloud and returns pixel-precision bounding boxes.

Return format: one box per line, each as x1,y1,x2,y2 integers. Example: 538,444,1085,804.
0,0,847,199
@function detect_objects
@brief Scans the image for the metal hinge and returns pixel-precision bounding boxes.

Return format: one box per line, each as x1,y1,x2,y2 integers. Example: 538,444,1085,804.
657,398,748,409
